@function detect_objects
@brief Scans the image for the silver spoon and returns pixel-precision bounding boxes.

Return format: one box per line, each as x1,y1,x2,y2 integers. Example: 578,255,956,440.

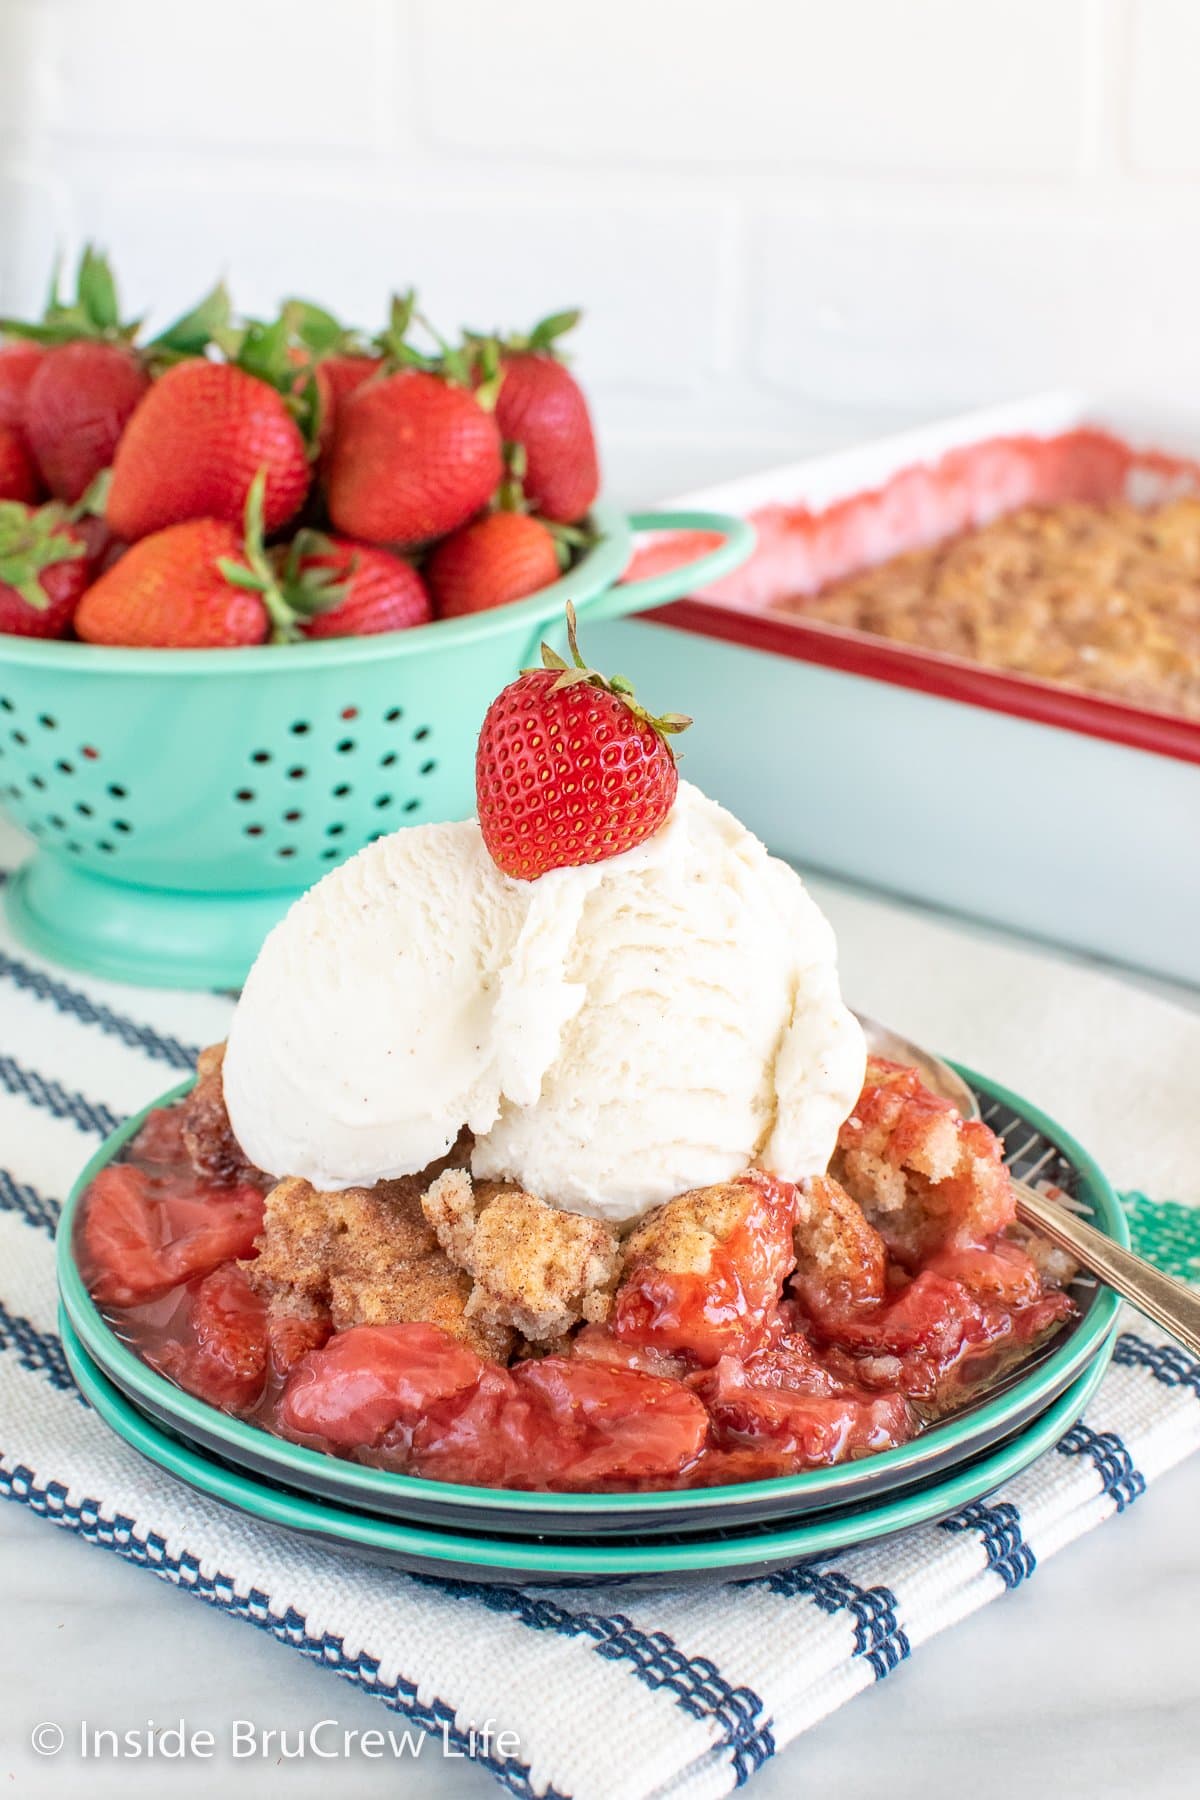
858,1015,1200,1360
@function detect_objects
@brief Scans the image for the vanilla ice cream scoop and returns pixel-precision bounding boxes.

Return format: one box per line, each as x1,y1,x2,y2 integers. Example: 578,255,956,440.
223,782,865,1222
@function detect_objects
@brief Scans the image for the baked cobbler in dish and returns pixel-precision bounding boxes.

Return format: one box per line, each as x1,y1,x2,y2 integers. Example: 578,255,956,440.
788,498,1200,720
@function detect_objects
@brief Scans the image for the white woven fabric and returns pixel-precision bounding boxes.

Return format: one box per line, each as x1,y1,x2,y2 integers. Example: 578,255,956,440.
2,817,1198,1800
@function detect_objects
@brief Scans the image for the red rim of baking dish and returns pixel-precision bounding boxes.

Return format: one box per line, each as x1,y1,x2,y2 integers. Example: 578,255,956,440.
643,598,1200,769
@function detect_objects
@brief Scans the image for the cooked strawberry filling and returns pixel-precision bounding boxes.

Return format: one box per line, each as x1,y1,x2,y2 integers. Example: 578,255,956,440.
79,1074,1077,1493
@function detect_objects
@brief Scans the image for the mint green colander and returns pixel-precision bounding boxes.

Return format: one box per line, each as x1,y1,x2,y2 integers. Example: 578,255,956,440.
0,504,752,989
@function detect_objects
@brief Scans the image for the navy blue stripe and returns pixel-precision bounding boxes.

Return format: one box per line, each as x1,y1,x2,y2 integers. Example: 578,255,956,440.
1113,1331,1200,1400
415,1577,774,1784
940,1499,1036,1590
0,1166,60,1235
0,950,198,1072
0,1051,121,1136
0,1469,558,1800
750,1560,910,1679
1057,1422,1145,1512
0,1299,78,1396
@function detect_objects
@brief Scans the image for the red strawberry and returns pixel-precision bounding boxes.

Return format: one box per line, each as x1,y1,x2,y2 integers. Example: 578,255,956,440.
281,530,432,638
0,340,44,435
0,501,89,637
426,510,561,618
80,472,311,647
81,1164,264,1307
475,602,691,880
76,518,270,648
0,424,40,503
321,351,383,413
23,340,149,502
157,1261,270,1411
327,369,502,547
107,359,311,542
474,314,598,523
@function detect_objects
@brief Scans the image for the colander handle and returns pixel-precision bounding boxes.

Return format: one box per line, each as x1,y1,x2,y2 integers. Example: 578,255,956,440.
576,508,756,623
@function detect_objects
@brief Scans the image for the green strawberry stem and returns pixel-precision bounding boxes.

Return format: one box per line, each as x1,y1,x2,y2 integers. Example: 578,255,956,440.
275,528,357,620
216,469,309,645
0,500,85,610
528,602,692,753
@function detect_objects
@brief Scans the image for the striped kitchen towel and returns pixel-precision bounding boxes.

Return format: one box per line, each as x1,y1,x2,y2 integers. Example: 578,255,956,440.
2,823,1200,1800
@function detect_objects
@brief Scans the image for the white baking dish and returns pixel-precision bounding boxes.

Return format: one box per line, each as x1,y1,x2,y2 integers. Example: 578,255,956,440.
588,394,1200,986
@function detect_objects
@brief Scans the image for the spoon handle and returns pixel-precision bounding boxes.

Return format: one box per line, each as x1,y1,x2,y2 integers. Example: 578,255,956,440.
1015,1181,1200,1361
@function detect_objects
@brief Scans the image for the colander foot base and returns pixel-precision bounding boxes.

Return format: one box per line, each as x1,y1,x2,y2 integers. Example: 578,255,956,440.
5,855,298,991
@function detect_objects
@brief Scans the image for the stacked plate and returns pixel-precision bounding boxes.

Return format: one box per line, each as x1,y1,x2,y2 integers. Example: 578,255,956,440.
57,1065,1125,1588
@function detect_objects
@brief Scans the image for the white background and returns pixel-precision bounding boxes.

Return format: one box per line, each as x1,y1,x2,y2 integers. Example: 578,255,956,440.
4,0,1200,502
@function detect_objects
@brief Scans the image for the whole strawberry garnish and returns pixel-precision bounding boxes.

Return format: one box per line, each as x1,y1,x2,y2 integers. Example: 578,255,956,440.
25,339,149,502
107,357,311,543
0,340,44,435
77,471,299,648
327,369,502,547
475,602,691,880
279,529,432,638
0,424,40,504
472,313,599,524
0,500,89,637
426,509,562,618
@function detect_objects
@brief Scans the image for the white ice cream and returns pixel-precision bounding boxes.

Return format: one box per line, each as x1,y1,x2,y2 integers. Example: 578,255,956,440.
223,782,866,1223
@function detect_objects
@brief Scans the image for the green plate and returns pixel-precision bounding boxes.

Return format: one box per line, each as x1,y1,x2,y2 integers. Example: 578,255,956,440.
57,1065,1126,1539
61,1309,1114,1588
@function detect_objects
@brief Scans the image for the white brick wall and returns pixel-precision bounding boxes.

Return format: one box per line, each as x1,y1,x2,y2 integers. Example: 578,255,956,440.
2,0,1199,502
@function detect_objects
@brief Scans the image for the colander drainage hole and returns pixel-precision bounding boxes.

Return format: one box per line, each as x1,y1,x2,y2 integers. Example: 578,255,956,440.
384,707,403,723
75,802,92,818
0,698,12,713
326,823,345,837
29,775,44,791
283,809,302,823
419,759,435,776
403,799,419,814
321,847,339,859
332,783,351,799
290,721,310,736
413,726,430,742
107,783,127,799
97,840,114,853
287,766,307,780
55,760,74,776
113,820,132,834
380,751,398,768
277,846,297,859
38,714,56,730
336,739,356,755
251,750,271,765
374,795,393,809
235,788,254,803
11,730,27,746
245,825,264,837
48,814,65,830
